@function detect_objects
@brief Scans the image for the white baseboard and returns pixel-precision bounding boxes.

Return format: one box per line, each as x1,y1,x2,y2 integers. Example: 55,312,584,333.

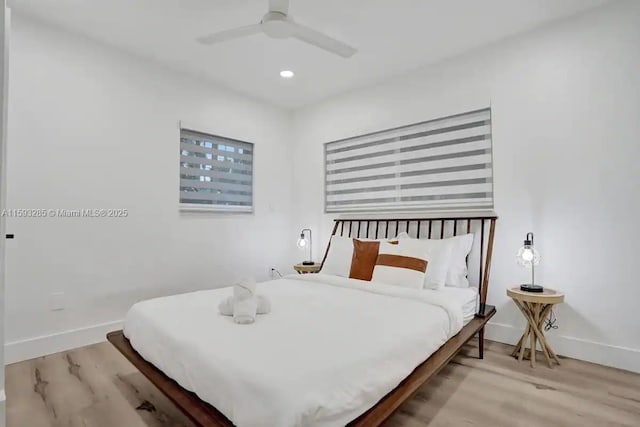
486,321,640,373
4,320,123,364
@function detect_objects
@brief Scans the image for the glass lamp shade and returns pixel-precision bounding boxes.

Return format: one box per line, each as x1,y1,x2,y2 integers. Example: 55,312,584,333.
516,245,540,267
296,237,308,249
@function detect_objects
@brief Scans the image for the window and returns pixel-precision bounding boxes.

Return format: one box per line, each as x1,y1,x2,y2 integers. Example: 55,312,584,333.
324,108,493,212
180,128,253,212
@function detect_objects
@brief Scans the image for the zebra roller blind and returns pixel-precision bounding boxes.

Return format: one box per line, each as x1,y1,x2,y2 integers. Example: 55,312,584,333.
325,108,493,212
180,128,253,212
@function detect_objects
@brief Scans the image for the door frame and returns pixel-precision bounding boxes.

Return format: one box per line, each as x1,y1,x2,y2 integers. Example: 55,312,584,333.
0,2,10,425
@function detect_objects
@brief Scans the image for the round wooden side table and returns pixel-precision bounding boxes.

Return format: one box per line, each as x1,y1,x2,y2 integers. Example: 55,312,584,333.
507,287,565,368
294,263,321,274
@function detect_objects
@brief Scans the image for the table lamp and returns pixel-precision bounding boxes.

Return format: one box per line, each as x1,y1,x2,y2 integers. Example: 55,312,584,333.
516,232,543,292
297,228,314,265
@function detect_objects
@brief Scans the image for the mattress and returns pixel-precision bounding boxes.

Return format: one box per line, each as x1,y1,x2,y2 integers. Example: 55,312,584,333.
124,274,464,427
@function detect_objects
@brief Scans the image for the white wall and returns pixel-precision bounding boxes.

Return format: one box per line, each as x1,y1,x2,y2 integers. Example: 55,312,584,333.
5,1,640,373
291,1,640,372
5,15,294,362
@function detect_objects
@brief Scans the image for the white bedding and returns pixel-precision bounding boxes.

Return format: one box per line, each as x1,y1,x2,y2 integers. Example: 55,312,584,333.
124,274,464,427
440,286,478,324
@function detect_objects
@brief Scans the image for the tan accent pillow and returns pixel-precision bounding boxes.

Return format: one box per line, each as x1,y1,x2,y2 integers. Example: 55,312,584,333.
348,239,399,281
372,240,429,289
349,239,380,281
376,254,428,272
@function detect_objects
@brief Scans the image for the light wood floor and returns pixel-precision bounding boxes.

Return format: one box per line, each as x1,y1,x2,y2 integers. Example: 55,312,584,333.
5,339,640,427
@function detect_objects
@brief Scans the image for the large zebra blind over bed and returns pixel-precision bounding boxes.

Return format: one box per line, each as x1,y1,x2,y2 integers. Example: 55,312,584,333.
180,128,253,212
325,108,493,212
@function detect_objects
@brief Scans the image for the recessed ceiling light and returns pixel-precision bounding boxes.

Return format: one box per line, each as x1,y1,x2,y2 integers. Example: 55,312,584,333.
280,70,295,78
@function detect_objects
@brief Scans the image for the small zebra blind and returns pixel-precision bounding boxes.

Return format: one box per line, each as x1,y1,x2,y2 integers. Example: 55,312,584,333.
325,108,493,212
180,128,253,212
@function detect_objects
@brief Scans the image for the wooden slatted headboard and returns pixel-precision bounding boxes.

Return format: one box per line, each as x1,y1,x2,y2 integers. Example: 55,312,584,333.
320,214,498,317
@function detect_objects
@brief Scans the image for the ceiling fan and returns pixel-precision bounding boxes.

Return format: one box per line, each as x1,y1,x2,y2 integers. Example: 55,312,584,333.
196,0,357,58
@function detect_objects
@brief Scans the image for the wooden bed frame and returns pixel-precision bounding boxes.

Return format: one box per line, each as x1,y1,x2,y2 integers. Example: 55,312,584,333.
108,213,497,427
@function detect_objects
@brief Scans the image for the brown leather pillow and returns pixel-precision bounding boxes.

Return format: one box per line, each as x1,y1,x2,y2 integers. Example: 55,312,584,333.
349,239,380,281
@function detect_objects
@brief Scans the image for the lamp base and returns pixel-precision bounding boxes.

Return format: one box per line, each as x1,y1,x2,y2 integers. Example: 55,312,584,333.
302,260,315,266
520,284,544,293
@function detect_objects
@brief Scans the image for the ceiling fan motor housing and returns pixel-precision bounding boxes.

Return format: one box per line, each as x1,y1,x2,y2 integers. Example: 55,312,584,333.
261,12,294,39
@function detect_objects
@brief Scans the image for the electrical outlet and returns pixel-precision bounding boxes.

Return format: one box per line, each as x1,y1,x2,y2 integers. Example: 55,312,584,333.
49,292,65,311
269,267,281,280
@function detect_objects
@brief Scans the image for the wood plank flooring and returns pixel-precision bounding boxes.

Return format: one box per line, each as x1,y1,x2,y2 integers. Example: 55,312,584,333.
5,339,640,426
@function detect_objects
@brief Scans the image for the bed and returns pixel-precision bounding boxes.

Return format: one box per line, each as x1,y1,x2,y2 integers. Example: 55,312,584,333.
108,214,497,426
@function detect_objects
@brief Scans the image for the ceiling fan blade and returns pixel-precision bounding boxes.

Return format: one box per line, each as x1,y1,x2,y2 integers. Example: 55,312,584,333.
269,0,290,15
197,24,263,45
291,23,357,58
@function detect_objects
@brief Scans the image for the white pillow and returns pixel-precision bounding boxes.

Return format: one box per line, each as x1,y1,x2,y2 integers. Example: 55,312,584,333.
422,238,455,290
319,236,354,277
395,232,411,239
396,233,454,290
371,240,429,289
445,233,474,288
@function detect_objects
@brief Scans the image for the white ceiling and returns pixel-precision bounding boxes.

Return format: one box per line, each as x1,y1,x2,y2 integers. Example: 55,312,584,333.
10,0,612,109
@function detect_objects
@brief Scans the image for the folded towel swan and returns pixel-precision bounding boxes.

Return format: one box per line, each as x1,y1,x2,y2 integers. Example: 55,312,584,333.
218,295,271,316
217,278,271,324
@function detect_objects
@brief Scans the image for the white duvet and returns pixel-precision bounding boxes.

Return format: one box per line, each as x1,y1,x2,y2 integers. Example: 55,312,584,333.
124,274,464,427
